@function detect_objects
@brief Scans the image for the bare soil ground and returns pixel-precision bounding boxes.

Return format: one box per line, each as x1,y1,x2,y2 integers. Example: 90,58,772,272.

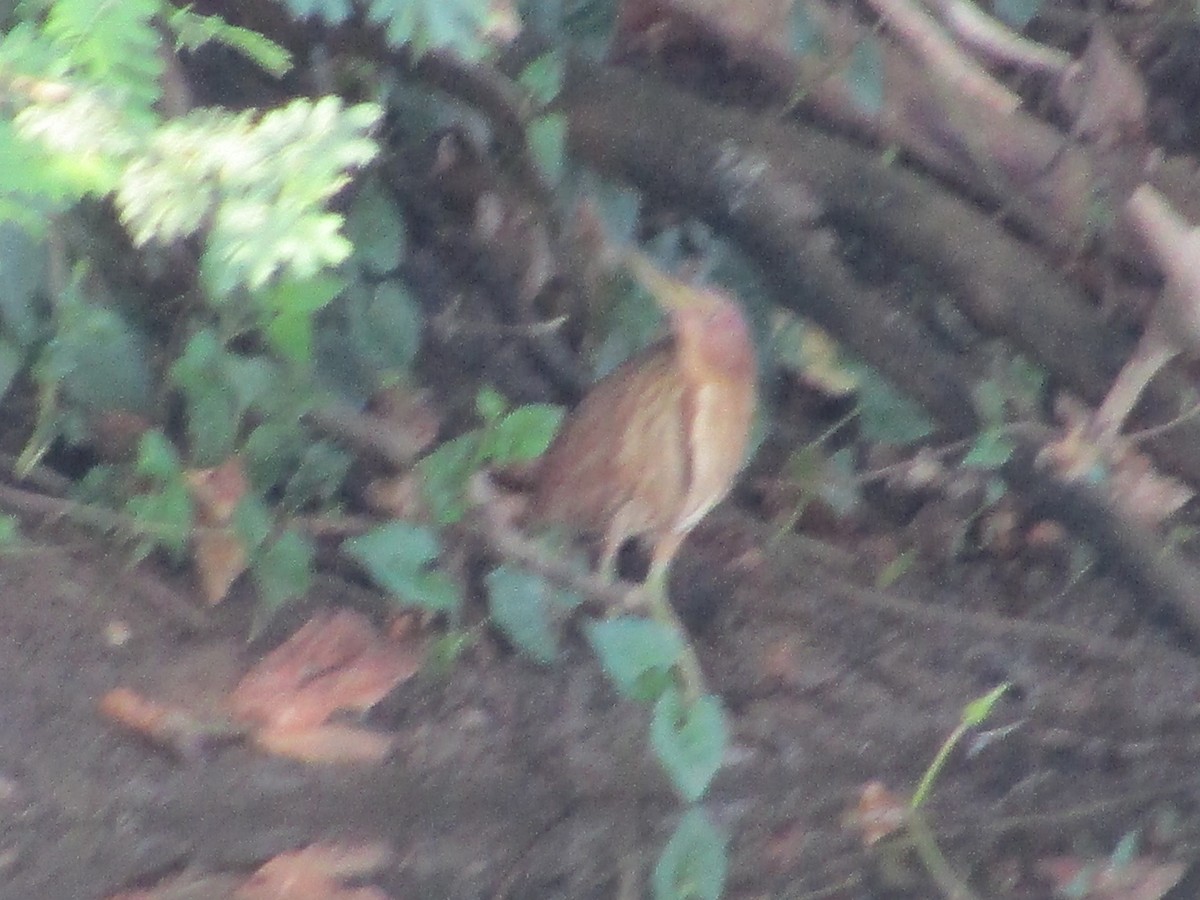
2,504,1199,899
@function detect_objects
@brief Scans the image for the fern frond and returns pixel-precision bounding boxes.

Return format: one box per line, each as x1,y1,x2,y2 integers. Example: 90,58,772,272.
44,0,163,114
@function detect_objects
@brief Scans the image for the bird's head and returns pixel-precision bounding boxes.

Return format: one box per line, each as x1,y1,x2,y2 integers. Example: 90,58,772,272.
627,254,755,381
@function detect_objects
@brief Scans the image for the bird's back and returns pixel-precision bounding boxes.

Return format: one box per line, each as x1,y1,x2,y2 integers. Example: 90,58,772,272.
530,338,692,545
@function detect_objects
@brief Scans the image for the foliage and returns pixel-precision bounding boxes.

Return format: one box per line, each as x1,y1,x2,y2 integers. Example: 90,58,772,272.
344,521,462,618
279,0,493,59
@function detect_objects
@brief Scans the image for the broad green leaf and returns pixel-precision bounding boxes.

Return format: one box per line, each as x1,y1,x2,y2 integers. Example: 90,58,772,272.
253,528,314,614
651,688,727,802
851,365,934,445
419,432,482,525
790,3,825,55
348,179,406,275
282,440,351,510
232,494,274,554
127,432,193,555
243,419,303,491
135,431,185,483
846,37,884,117
366,0,491,59
528,112,567,183
344,521,461,615
961,428,1014,470
484,403,564,464
486,565,579,664
348,280,422,375
43,283,152,415
653,809,727,900
993,0,1044,29
0,222,47,347
519,51,564,107
260,275,345,363
0,337,22,404
586,616,682,702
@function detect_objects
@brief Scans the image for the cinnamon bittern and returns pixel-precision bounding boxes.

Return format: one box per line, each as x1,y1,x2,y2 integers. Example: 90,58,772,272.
530,254,756,641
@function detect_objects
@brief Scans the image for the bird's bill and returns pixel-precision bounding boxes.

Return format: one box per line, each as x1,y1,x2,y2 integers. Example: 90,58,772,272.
625,252,702,312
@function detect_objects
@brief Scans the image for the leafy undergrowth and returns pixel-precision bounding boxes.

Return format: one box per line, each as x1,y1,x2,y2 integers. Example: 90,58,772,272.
1,0,1200,898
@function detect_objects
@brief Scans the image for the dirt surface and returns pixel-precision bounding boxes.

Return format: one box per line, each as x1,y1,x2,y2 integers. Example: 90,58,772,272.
1,507,1199,899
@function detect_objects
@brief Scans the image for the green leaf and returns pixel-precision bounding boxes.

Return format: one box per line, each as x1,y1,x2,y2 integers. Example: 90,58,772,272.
484,403,564,464
0,514,22,548
851,365,934,445
0,222,48,347
282,440,351,510
486,565,580,664
45,0,164,116
232,494,274,554
651,688,727,802
790,3,825,55
259,274,345,363
169,7,293,77
586,616,682,702
252,528,314,614
347,279,422,375
171,330,240,464
118,99,381,296
519,51,564,107
961,428,1014,470
993,0,1044,29
281,0,355,24
475,386,508,423
0,337,24,404
135,430,185,483
126,432,193,555
528,112,567,183
42,279,152,415
347,178,406,275
419,432,483,525
653,808,727,900
243,419,304,490
961,683,1009,728
366,0,492,59
344,521,461,616
845,37,884,117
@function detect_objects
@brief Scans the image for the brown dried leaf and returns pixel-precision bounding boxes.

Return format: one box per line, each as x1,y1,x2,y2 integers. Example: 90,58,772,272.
1107,449,1193,527
252,723,394,765
185,458,248,526
100,687,246,759
1059,24,1147,150
193,528,248,606
843,780,908,846
236,842,392,900
229,610,421,729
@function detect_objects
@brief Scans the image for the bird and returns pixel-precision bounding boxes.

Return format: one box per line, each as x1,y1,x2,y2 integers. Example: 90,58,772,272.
528,253,756,693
